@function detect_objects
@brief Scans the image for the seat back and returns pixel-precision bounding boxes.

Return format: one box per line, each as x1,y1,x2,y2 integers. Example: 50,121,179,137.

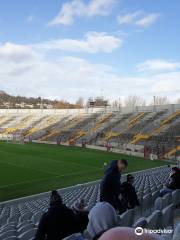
173,222,180,240
172,189,180,206
133,217,147,228
162,204,174,228
154,197,163,210
162,193,172,207
146,210,162,229
120,209,134,227
63,233,83,240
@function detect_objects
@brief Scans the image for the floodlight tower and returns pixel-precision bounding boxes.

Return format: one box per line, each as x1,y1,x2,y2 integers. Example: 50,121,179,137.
153,96,156,112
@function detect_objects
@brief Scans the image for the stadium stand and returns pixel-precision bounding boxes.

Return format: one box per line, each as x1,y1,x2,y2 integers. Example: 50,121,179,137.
1,104,180,159
0,166,179,240
0,106,180,239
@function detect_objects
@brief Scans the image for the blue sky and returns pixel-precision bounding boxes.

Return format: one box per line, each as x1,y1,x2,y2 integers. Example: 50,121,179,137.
0,0,179,103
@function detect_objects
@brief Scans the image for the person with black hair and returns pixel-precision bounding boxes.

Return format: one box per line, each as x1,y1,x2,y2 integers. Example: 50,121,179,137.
34,190,79,240
73,199,89,232
160,167,180,197
167,167,180,190
100,159,128,213
121,174,139,210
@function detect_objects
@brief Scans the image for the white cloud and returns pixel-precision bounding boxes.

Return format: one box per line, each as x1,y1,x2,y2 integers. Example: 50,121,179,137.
0,41,180,103
117,11,160,28
48,0,116,26
0,53,121,100
152,73,180,93
137,59,180,72
135,13,160,27
0,42,37,62
150,72,180,103
33,32,122,53
117,11,142,25
87,0,116,16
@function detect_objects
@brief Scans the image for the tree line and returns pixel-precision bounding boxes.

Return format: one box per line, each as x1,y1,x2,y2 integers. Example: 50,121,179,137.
0,90,179,109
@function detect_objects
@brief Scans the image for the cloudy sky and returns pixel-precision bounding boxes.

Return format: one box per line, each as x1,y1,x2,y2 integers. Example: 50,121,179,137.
0,0,179,103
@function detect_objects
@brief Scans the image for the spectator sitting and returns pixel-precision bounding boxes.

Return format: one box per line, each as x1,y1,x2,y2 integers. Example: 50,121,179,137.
100,159,128,213
121,174,140,209
98,227,162,240
167,167,180,189
86,202,119,240
160,167,180,197
73,199,89,233
34,190,78,240
73,199,88,213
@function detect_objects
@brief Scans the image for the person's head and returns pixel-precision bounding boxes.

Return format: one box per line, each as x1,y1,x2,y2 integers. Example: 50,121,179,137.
127,174,134,184
50,190,62,206
98,227,161,240
79,198,87,207
171,167,180,175
75,199,87,211
106,159,128,175
117,159,128,172
87,202,118,239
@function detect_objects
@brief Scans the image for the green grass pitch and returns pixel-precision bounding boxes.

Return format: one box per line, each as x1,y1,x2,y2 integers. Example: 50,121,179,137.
0,142,167,202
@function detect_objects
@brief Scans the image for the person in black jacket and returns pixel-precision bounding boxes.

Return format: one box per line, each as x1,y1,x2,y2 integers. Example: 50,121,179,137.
121,174,139,210
73,199,89,232
100,159,128,213
167,167,180,190
160,167,180,197
34,190,78,240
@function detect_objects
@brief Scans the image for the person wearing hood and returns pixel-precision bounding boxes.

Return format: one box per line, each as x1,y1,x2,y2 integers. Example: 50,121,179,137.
167,167,180,190
86,202,119,239
121,174,140,209
34,190,78,240
160,167,180,197
73,199,89,233
100,159,128,212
